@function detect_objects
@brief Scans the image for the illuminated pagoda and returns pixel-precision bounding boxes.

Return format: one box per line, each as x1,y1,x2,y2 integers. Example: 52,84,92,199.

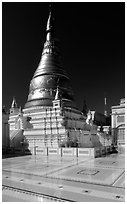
8,8,112,156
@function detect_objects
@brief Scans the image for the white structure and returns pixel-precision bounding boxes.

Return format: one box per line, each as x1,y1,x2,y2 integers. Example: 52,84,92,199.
8,98,28,148
111,98,125,149
8,10,113,157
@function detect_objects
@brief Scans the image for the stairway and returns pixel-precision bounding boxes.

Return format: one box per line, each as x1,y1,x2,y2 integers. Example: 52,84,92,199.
10,130,24,148
97,132,111,146
10,130,21,140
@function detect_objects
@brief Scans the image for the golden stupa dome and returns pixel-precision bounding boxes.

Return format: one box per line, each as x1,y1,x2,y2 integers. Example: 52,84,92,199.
24,10,75,108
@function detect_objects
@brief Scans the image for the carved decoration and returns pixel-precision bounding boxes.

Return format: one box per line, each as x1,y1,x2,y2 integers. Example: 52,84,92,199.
77,169,99,176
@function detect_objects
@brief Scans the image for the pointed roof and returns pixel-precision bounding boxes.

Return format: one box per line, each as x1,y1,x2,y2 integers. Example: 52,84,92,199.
33,7,68,79
11,97,17,108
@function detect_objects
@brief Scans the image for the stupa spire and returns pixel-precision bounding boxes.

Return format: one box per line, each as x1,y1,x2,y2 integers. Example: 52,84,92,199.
11,96,17,108
24,7,75,108
46,4,54,39
33,6,65,78
44,5,55,52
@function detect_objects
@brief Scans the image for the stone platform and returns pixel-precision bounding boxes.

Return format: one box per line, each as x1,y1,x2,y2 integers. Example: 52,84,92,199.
2,152,125,202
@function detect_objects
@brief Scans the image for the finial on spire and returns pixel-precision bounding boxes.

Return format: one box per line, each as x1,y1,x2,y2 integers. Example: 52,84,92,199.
46,4,54,41
11,96,17,108
104,97,107,116
104,92,107,116
49,3,52,14
46,4,53,32
55,86,60,100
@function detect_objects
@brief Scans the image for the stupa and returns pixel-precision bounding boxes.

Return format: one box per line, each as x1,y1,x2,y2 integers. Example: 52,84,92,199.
23,10,80,150
8,8,112,157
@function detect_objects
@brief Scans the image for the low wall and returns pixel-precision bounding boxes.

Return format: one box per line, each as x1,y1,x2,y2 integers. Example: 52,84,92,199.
62,148,77,157
36,148,47,155
78,148,95,158
48,148,61,156
29,146,112,158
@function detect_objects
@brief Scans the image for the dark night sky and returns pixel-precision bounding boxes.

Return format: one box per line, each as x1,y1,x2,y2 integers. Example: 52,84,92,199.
2,2,125,114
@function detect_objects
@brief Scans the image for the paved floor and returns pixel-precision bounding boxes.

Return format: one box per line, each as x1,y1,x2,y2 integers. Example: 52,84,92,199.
2,153,125,202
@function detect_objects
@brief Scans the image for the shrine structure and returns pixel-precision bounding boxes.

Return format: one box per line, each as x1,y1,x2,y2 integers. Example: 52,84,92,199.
8,9,112,157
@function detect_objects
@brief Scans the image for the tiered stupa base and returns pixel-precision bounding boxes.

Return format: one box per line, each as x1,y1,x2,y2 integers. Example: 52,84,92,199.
23,100,111,158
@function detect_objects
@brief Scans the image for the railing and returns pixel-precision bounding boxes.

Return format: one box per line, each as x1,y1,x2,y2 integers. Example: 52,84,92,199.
10,130,21,140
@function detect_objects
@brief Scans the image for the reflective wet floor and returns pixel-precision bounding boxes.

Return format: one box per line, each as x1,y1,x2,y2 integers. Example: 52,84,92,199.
2,153,125,202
